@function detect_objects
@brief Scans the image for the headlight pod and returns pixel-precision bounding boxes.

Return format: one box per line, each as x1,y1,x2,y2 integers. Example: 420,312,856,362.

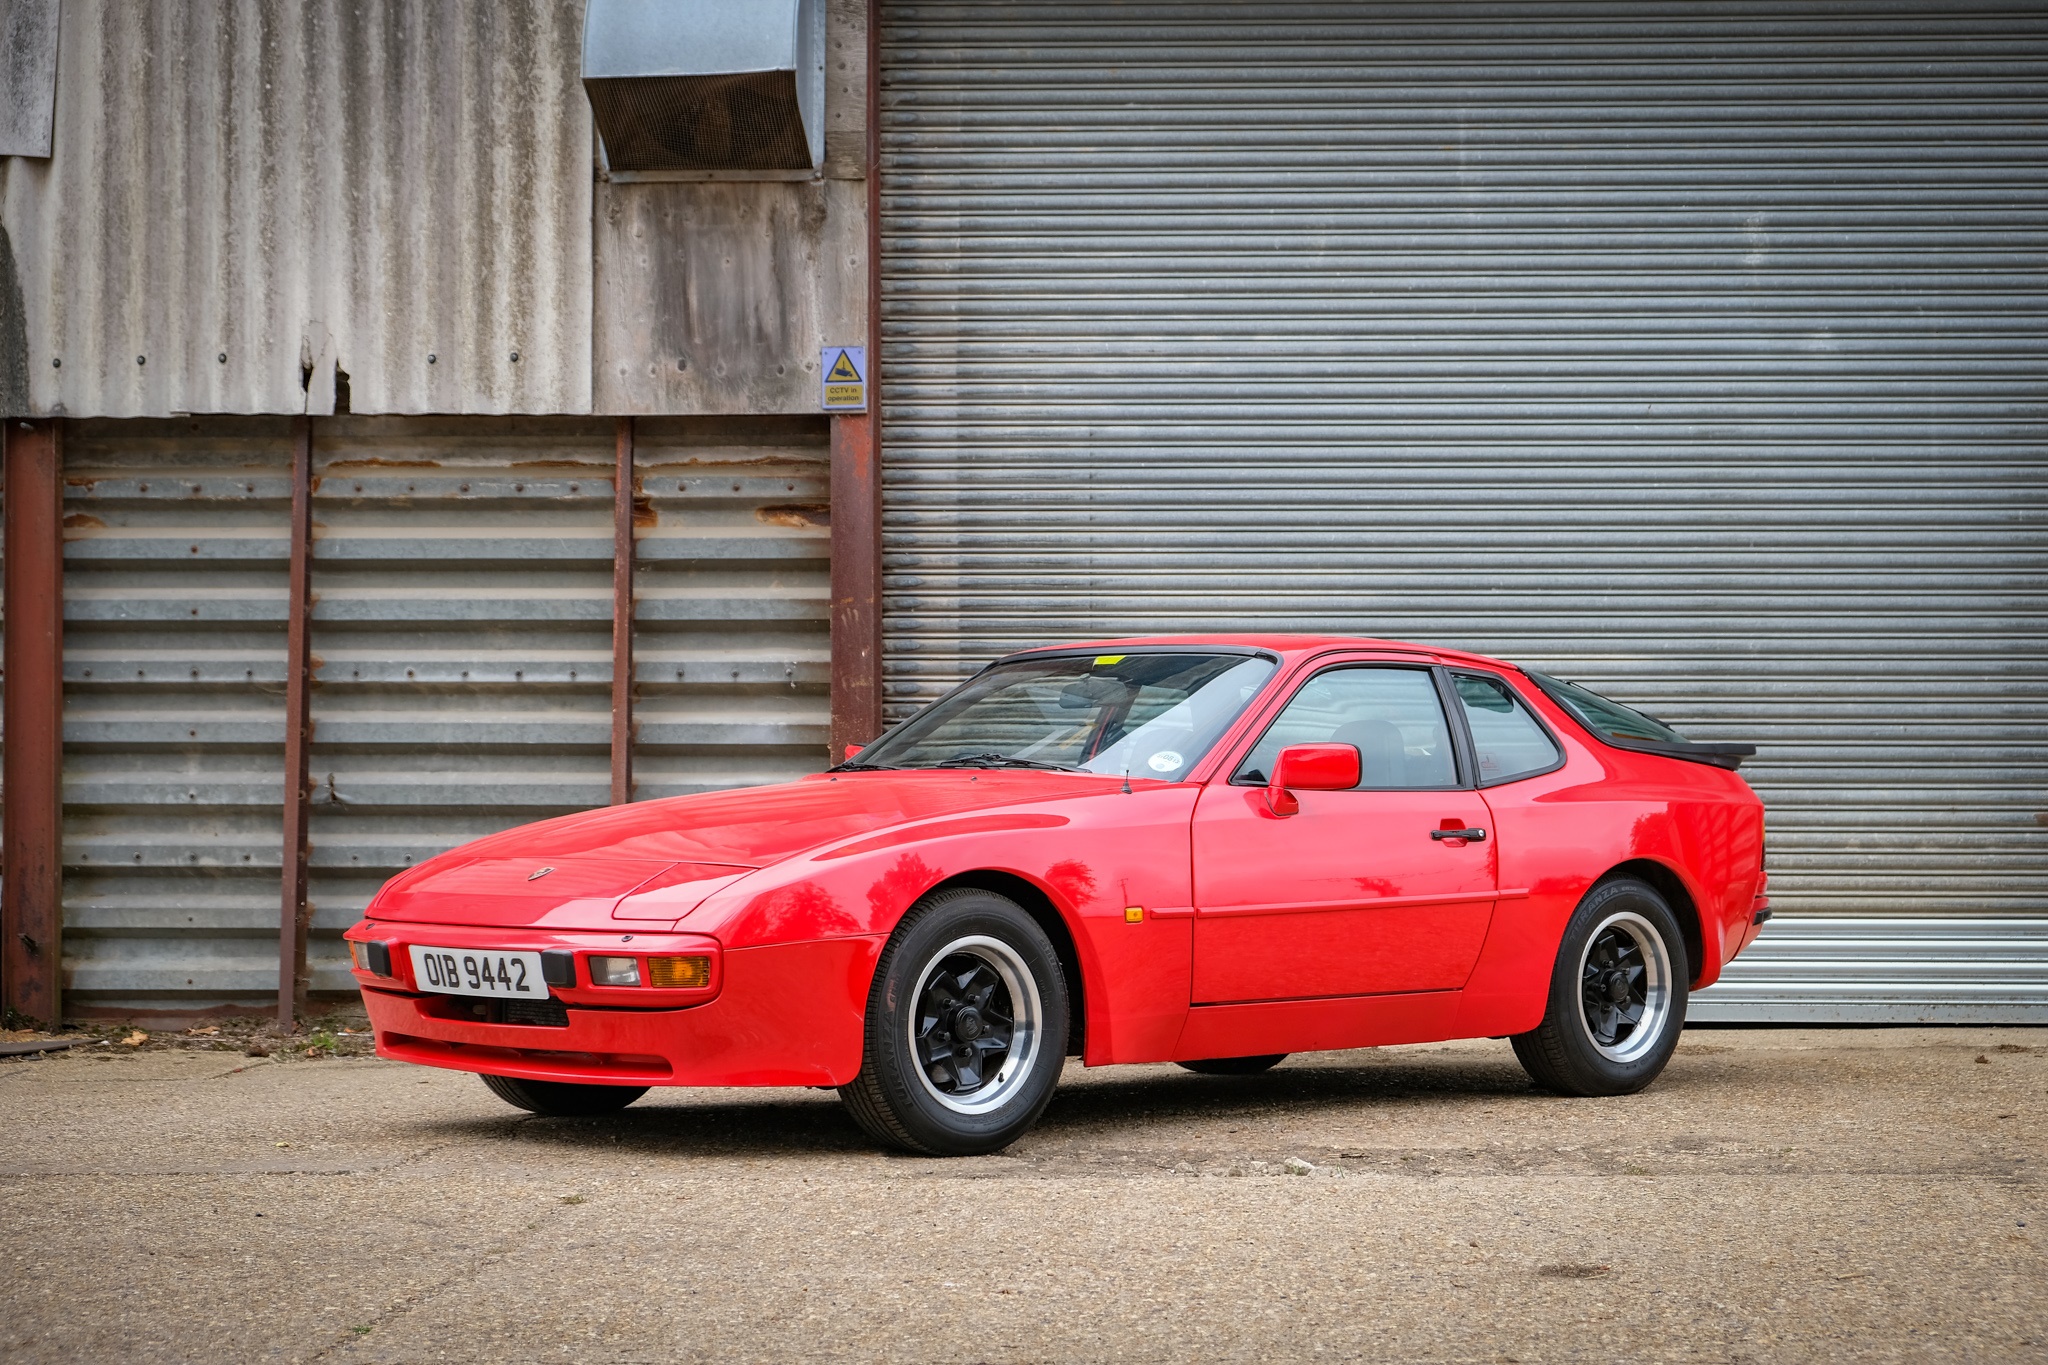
588,955,641,987
347,939,394,977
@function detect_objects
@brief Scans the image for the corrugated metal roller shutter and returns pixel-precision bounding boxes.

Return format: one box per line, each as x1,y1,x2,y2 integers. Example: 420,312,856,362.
878,2,2048,1020
60,420,293,1016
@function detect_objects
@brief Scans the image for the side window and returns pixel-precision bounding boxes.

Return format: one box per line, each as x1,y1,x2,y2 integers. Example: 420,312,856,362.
1452,674,1562,784
1234,667,1457,789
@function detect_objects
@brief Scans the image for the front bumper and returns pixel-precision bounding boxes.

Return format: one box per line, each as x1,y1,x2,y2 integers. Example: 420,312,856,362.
349,924,882,1088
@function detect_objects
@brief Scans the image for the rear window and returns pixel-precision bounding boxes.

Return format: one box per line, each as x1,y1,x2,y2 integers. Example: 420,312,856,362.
1525,673,1690,744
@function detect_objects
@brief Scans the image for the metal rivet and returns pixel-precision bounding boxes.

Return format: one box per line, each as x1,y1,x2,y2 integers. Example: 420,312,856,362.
218,352,227,363
510,351,519,362
51,357,60,367
137,355,146,365
427,353,437,364
677,358,687,371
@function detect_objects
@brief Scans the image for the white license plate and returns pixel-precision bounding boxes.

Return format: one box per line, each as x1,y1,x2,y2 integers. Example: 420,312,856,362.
408,945,549,1000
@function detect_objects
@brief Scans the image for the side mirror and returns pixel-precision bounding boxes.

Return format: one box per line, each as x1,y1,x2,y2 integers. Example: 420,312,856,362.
1266,743,1360,816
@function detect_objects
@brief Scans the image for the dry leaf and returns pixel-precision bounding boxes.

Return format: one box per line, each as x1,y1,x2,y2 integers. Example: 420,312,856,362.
186,1025,220,1036
120,1030,149,1047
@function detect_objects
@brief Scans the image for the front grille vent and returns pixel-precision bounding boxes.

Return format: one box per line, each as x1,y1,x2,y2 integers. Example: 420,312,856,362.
434,995,572,1028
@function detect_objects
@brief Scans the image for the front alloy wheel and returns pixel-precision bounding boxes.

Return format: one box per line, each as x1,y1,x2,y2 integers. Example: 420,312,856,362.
840,887,1069,1155
1512,877,1688,1096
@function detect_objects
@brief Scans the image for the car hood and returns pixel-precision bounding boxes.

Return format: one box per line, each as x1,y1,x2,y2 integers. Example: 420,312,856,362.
367,769,1121,927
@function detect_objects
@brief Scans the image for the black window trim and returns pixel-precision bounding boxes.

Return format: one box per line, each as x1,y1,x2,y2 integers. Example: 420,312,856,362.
1226,660,1472,792
1521,671,1756,772
1444,668,1569,789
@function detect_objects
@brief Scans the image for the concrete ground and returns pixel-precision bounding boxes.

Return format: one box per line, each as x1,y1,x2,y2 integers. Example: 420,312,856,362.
1,1028,2041,1363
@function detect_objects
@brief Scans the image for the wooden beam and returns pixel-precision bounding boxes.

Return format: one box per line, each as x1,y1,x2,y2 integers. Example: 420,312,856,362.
2,419,65,1026
275,417,313,1029
611,416,635,804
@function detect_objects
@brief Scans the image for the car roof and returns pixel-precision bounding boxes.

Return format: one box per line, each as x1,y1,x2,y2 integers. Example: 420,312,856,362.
1000,633,1522,673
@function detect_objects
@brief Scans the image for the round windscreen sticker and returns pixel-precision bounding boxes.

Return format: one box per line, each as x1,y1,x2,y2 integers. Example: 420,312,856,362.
1147,750,1184,773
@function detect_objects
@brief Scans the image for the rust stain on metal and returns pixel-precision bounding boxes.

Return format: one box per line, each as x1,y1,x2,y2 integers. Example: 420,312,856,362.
61,511,106,532
632,490,659,529
757,503,831,529
320,457,444,471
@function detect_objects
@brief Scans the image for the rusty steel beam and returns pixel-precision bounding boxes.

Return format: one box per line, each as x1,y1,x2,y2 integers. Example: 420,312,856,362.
276,417,314,1028
611,416,635,805
2,419,65,1026
829,0,886,759
830,413,881,756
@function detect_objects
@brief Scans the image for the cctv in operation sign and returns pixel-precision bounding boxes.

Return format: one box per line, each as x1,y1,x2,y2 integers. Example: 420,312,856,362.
821,346,866,411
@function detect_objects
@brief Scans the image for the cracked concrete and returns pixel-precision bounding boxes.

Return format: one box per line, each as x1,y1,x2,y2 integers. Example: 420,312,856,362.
1,1028,2042,1361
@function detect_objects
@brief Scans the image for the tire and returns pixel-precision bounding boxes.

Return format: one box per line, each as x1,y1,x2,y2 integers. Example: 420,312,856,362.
1177,1054,1288,1076
1511,877,1689,1097
480,1073,648,1116
839,887,1070,1156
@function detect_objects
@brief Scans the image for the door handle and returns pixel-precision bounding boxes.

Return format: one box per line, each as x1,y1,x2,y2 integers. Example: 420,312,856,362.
1431,827,1487,842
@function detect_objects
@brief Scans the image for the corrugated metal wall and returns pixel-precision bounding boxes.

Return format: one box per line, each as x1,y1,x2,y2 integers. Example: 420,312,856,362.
53,415,830,1014
0,0,593,418
877,1,2048,1019
60,419,292,1014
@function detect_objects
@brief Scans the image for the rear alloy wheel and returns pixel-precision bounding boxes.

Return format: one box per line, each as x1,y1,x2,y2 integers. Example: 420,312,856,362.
1511,877,1688,1096
1177,1054,1288,1076
480,1073,648,1116
840,887,1069,1156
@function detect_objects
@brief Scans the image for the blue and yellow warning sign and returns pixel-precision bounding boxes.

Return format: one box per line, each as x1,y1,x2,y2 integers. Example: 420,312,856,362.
821,346,866,411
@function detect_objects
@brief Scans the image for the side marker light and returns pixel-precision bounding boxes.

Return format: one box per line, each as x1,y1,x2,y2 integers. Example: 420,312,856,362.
1124,906,1144,924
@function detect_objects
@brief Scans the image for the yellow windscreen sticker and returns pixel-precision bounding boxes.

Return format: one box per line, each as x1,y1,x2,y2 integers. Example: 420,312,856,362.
1094,654,1126,665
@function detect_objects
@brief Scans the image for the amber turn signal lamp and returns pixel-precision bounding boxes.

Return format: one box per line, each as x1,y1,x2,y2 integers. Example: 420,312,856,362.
1124,906,1144,923
646,955,712,989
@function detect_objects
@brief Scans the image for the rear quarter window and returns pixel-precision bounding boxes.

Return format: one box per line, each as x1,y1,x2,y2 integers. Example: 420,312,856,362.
1451,673,1563,784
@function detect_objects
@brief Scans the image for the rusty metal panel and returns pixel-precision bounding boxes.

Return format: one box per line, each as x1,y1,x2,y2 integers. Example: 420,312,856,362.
629,416,832,797
592,177,867,415
58,418,292,1016
303,417,617,994
0,0,592,419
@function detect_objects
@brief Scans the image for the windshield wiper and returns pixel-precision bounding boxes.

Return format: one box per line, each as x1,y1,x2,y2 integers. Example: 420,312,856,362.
828,760,901,772
929,751,1086,772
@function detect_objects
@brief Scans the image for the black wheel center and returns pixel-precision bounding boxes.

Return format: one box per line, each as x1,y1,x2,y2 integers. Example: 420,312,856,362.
1606,972,1631,1003
952,1006,984,1041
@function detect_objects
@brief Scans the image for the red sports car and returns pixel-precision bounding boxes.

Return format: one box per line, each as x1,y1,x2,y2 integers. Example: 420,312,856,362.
346,636,1767,1155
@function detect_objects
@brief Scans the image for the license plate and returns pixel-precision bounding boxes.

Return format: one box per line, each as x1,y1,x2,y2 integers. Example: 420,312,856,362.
408,945,548,1000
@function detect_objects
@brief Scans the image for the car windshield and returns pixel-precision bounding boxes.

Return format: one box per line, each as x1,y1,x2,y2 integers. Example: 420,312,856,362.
854,652,1278,778
1525,672,1691,744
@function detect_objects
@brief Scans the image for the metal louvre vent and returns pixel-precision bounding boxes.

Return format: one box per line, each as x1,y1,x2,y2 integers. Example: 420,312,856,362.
877,1,2048,1021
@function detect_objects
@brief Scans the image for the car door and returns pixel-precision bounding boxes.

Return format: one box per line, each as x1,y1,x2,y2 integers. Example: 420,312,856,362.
1190,662,1497,1004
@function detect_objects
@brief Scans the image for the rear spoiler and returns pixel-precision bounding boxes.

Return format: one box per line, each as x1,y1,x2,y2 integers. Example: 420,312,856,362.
1522,674,1756,771
1583,735,1756,772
